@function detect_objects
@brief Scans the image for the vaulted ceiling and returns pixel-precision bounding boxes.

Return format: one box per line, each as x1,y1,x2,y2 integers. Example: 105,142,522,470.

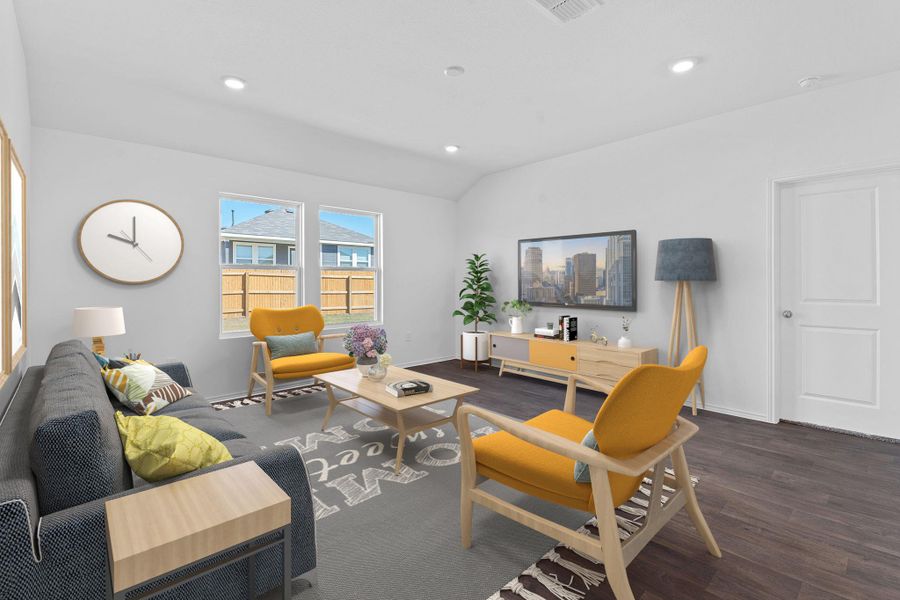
14,0,900,198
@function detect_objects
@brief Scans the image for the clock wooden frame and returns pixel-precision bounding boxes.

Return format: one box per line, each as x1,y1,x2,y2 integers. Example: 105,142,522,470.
78,199,184,285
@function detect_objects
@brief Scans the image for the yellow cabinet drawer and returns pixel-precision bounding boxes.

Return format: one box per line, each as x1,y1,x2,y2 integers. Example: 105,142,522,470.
529,340,577,372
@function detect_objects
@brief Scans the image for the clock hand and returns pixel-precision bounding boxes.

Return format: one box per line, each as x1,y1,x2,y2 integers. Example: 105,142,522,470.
133,243,153,262
132,216,136,246
120,230,138,247
108,233,134,245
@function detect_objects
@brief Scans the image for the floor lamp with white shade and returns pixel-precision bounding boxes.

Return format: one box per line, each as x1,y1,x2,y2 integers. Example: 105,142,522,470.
655,238,717,415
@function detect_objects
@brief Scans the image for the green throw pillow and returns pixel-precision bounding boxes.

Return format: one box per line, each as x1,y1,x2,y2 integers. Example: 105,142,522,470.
573,429,599,483
265,332,318,359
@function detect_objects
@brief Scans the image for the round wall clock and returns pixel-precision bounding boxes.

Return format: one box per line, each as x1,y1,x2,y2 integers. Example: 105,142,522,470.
78,199,184,284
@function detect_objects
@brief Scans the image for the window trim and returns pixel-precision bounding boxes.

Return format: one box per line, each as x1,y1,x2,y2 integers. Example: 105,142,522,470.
219,193,304,339
318,206,383,330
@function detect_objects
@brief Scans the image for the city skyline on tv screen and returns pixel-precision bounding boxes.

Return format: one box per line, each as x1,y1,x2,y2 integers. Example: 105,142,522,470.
518,231,635,310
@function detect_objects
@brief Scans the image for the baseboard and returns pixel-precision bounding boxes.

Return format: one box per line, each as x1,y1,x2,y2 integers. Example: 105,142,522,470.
694,402,770,423
397,355,456,368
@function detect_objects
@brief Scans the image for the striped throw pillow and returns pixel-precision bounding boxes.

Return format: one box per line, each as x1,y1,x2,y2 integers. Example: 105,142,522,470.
100,359,191,415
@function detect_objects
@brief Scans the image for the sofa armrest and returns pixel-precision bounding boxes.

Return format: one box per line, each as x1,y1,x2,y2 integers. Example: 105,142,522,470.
156,362,193,388
27,446,315,599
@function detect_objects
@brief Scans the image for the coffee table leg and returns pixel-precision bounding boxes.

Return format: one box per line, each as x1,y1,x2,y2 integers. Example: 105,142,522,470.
395,413,407,474
321,383,339,431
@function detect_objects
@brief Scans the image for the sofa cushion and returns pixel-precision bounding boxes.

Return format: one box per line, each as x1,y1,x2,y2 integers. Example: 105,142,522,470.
270,352,354,377
157,407,246,442
100,359,191,415
29,340,132,515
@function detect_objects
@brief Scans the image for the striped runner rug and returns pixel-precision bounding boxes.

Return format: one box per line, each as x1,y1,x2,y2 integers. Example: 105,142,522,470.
488,469,697,600
210,383,327,411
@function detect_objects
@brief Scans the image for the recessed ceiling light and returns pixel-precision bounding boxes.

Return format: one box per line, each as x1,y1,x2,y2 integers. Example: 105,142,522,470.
222,76,246,90
444,66,465,77
444,145,460,154
669,58,698,74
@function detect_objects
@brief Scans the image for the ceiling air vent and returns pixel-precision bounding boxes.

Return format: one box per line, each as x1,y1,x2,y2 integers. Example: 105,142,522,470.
532,0,603,23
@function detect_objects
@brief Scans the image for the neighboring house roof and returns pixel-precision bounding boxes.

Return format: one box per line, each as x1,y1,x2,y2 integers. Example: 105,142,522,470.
220,208,373,244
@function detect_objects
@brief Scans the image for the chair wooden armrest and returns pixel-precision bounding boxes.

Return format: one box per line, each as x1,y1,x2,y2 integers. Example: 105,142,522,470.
316,332,345,351
563,374,615,413
458,404,698,477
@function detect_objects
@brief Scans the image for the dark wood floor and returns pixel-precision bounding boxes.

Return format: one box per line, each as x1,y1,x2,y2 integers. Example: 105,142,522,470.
411,360,900,600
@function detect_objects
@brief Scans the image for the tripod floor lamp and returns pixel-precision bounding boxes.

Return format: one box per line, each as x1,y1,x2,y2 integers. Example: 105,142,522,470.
655,238,717,415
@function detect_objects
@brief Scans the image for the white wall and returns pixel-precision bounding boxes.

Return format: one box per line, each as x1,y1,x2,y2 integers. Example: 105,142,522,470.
30,127,457,398
0,0,30,168
456,70,900,422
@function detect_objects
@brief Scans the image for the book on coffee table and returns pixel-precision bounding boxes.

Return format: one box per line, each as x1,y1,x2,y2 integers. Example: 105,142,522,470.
385,380,432,397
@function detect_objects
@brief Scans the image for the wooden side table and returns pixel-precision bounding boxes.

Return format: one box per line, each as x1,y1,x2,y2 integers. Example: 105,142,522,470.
106,461,292,600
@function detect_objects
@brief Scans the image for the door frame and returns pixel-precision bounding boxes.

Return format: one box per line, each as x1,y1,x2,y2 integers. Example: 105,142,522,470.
767,161,900,424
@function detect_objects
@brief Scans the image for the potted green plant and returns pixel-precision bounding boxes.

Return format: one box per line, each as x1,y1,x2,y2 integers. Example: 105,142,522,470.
452,253,497,361
501,299,532,334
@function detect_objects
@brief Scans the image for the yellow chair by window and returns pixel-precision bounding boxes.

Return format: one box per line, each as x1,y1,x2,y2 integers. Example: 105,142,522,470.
457,346,720,600
247,306,355,416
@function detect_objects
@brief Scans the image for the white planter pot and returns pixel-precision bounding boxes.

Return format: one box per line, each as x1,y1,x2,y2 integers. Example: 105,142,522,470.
508,316,524,335
462,331,489,361
617,336,632,349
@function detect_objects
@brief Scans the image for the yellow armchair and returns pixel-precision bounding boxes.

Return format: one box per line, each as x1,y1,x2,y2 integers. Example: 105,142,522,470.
247,306,355,416
457,346,720,600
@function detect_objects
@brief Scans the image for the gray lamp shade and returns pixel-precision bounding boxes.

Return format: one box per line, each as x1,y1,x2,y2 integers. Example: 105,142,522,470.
655,238,717,281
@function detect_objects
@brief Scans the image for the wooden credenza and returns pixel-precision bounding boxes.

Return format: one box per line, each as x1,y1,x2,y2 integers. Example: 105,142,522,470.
489,331,657,390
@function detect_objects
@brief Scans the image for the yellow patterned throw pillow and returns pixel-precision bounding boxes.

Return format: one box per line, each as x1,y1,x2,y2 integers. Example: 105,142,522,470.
115,412,232,482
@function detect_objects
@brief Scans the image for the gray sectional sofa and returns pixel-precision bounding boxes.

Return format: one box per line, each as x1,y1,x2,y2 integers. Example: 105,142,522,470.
0,340,316,599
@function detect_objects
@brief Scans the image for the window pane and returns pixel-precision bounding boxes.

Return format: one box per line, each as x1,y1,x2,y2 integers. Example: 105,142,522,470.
234,244,253,264
221,197,301,333
319,209,379,325
321,244,337,267
257,246,275,264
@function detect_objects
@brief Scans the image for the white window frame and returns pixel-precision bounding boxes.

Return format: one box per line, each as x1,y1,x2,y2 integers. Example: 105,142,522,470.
219,194,304,339
289,245,297,266
319,206,383,330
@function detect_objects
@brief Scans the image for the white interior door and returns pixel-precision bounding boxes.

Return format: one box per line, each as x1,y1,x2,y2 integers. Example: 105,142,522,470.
778,169,899,439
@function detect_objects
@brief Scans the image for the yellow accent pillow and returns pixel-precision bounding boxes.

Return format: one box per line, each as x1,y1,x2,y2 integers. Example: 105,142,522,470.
115,412,232,482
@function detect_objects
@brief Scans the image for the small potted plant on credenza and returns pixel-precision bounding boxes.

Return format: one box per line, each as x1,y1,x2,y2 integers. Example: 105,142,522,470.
452,253,497,370
501,299,532,334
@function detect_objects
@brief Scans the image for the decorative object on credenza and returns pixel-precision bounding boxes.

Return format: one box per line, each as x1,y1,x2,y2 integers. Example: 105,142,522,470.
78,199,184,285
618,316,633,349
560,315,578,341
533,324,558,339
343,324,388,377
501,299,532,334
452,253,497,371
73,307,126,355
655,237,717,415
589,328,608,346
518,230,637,311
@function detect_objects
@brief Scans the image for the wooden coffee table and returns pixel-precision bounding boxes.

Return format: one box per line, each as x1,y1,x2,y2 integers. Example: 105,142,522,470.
316,366,479,473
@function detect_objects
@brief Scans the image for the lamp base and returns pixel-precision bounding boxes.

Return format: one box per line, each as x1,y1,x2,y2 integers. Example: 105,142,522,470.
91,336,106,355
667,281,706,415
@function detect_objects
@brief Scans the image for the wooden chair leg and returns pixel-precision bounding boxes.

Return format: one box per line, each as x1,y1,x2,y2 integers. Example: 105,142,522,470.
590,466,636,600
247,345,259,399
672,446,722,558
264,376,274,416
321,383,339,431
457,406,477,549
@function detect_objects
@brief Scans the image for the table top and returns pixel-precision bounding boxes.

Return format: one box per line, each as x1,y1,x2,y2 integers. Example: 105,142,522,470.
105,461,291,593
315,365,479,411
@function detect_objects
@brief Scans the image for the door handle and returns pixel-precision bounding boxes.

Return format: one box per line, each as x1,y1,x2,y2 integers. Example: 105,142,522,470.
782,310,793,319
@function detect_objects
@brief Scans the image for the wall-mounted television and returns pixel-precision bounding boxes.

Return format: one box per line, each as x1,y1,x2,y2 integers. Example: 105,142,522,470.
518,230,637,311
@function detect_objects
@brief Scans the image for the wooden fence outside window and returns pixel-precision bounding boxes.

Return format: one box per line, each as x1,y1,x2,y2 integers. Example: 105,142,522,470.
221,268,376,329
